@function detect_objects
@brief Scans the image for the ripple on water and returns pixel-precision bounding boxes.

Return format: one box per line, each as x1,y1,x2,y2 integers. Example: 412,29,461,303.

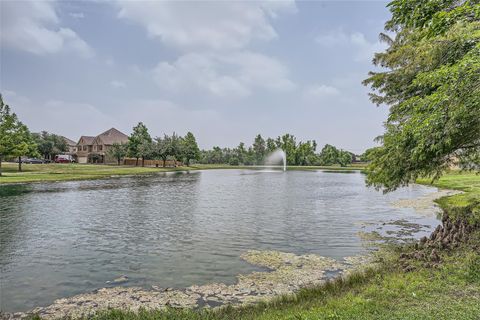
0,170,439,312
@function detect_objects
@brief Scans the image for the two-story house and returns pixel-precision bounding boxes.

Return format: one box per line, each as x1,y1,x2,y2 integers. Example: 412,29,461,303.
75,128,129,164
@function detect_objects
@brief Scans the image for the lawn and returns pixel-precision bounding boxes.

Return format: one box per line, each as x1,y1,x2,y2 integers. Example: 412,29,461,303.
418,170,480,224
0,163,191,184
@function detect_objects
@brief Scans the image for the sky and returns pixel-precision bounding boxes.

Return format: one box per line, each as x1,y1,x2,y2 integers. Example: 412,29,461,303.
0,0,391,153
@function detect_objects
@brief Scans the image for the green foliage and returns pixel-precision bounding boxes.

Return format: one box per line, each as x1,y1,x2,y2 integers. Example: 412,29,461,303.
364,0,480,192
318,144,353,167
128,122,152,166
253,134,266,165
107,142,128,165
32,131,68,160
153,134,171,167
0,94,38,173
199,134,352,167
181,132,200,165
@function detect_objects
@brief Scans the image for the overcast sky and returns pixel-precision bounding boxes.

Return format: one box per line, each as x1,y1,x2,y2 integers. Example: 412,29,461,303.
0,0,390,153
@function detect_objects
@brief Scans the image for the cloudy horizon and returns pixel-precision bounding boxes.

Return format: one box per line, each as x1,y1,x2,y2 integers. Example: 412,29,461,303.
1,0,390,153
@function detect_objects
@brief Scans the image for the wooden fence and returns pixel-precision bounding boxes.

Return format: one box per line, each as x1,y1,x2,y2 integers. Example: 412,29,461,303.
123,158,182,167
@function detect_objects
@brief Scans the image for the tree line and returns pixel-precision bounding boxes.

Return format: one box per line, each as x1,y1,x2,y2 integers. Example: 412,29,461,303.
1,96,357,172
199,133,356,167
109,122,201,167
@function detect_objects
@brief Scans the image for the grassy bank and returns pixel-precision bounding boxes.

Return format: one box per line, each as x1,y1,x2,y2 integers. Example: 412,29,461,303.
25,170,478,320
0,163,365,184
418,171,480,224
0,163,192,184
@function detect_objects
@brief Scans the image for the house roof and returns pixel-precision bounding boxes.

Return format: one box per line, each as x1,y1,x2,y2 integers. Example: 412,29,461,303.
92,128,129,145
61,136,77,146
78,136,95,145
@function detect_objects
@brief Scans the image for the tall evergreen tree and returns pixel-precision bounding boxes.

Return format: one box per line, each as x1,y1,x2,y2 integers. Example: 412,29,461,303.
181,132,200,166
252,134,266,165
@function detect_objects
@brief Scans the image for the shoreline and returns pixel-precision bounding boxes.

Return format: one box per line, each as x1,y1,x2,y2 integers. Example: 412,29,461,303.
0,163,365,185
4,251,372,319
391,187,463,217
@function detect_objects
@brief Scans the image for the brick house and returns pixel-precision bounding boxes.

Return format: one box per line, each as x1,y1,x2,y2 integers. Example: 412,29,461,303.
75,128,128,164
61,136,78,154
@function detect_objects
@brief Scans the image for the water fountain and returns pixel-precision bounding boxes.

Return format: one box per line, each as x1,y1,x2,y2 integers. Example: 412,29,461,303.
264,149,286,171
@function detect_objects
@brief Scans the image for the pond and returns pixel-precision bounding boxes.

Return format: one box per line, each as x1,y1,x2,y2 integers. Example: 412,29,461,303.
0,169,440,312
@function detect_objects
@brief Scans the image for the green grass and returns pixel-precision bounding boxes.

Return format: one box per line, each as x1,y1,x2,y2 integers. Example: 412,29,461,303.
0,163,193,184
417,170,480,223
0,162,366,184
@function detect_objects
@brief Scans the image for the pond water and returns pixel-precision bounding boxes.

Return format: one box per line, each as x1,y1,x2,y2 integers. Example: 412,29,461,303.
0,169,439,312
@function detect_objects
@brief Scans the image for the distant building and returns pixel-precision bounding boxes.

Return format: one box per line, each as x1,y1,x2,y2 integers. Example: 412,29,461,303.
61,136,78,154
75,128,129,164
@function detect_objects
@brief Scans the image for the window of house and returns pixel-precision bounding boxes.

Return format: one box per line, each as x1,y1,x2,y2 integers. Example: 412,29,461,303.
99,145,103,151
83,146,87,151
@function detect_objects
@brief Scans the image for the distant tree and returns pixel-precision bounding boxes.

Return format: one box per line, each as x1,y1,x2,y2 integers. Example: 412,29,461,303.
360,147,377,162
169,133,183,166
318,144,353,167
235,142,247,165
128,122,152,166
295,141,317,166
252,134,266,164
181,132,200,166
153,135,170,167
0,95,38,173
276,134,297,165
0,95,15,176
338,150,353,167
32,131,68,160
108,142,128,165
266,138,277,154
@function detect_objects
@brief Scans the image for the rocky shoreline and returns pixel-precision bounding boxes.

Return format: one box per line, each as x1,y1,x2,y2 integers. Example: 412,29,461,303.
3,251,371,320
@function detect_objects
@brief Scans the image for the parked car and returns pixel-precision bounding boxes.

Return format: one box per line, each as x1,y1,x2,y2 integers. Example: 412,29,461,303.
55,155,75,163
13,158,43,164
24,158,45,164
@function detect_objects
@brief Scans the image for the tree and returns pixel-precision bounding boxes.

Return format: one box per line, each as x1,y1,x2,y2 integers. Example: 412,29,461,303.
168,133,183,166
266,138,277,154
108,142,127,165
0,95,15,176
318,144,339,166
181,132,200,166
128,122,152,166
252,134,266,165
276,134,297,165
0,95,38,173
235,142,247,165
153,135,170,167
295,141,317,166
363,0,480,192
32,131,68,160
338,150,353,167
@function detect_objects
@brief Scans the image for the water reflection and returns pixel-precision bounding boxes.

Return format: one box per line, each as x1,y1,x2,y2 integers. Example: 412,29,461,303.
0,170,438,312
